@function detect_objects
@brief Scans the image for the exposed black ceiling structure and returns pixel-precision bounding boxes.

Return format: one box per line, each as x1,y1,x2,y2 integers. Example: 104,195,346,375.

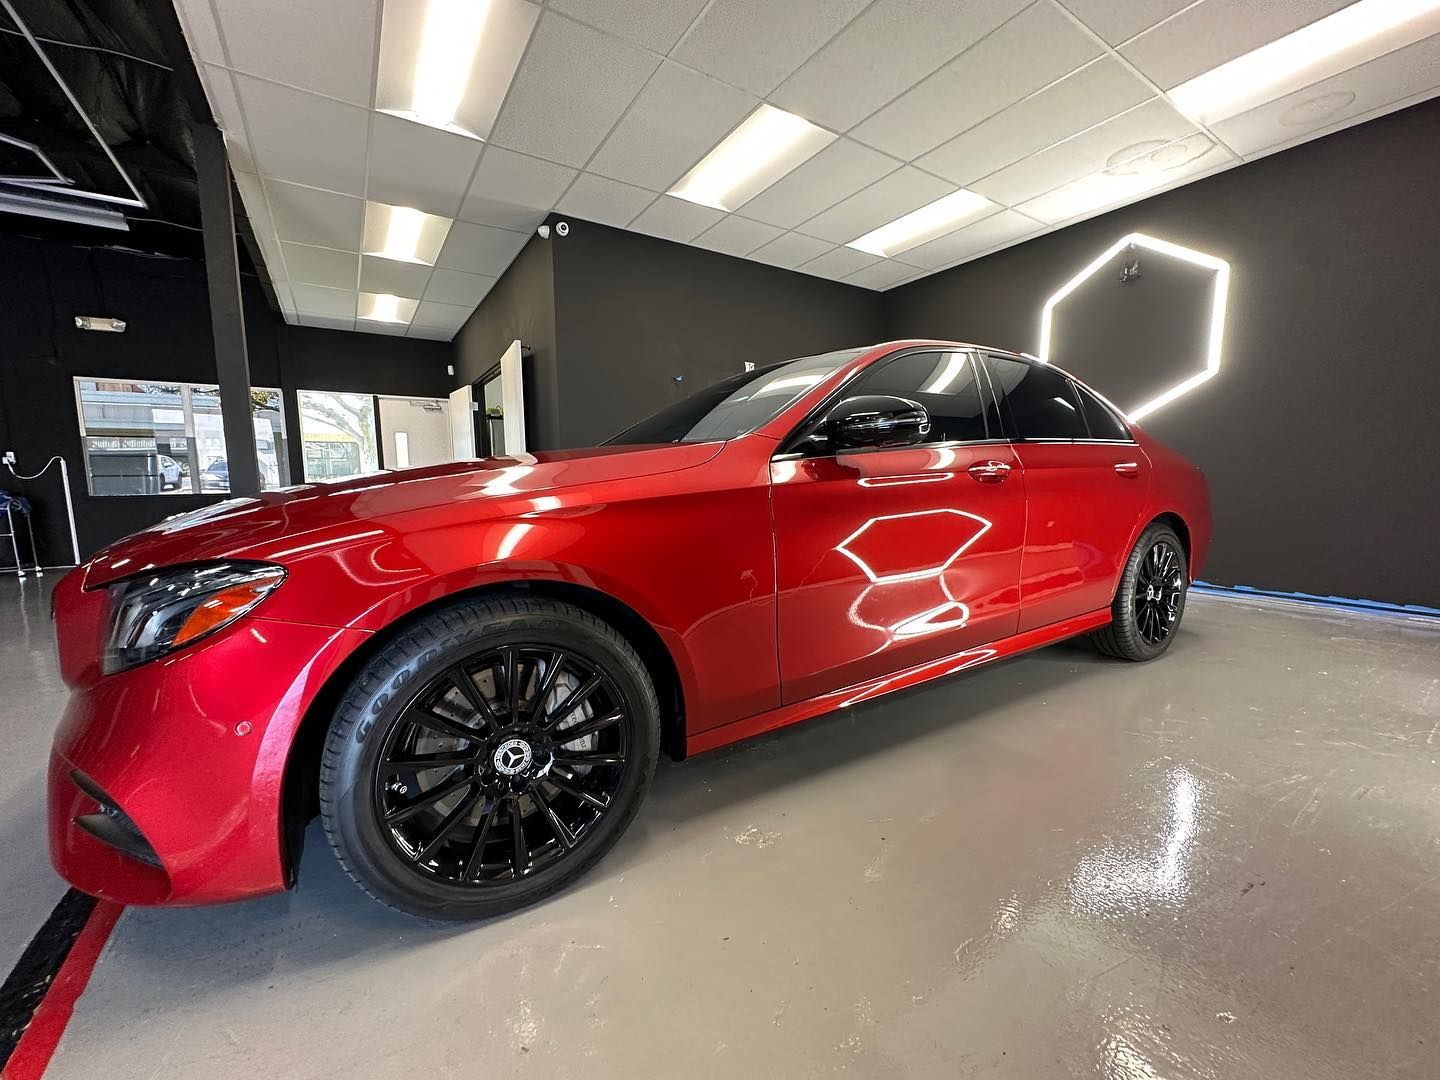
0,0,269,290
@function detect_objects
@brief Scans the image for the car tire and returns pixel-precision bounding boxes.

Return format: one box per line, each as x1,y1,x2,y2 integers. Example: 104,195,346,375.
319,595,660,920
1090,523,1189,662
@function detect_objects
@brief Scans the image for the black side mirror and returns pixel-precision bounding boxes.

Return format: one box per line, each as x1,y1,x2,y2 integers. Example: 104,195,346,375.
822,395,930,450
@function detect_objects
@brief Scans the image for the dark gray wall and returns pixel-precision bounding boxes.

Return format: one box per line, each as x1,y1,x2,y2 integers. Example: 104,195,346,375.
550,220,885,448
883,98,1440,608
451,233,559,449
0,234,451,561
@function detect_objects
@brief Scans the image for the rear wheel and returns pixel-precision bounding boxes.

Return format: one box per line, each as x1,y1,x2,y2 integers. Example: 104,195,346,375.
319,596,659,919
1091,524,1188,661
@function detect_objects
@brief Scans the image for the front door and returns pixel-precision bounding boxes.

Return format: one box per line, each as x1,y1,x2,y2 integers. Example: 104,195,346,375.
772,350,1026,704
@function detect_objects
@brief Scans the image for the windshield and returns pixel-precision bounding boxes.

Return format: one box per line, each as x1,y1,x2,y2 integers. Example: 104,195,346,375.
605,348,864,446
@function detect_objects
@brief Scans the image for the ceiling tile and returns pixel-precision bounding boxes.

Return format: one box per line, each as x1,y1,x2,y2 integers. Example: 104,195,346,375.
200,66,255,174
360,319,410,336
425,268,498,307
234,74,370,194
672,0,870,96
691,215,785,256
173,0,225,65
797,166,953,245
488,13,661,167
799,245,880,279
298,313,356,331
265,179,365,250
550,0,710,53
435,222,532,275
412,300,475,333
292,283,358,319
750,231,833,269
897,209,1041,269
407,324,457,341
844,260,921,290
365,114,484,218
359,255,433,299
1210,32,1440,158
216,0,376,106
588,62,757,191
918,57,1153,185
281,242,358,289
1056,0,1193,45
851,2,1101,161
771,0,1030,131
1015,132,1230,223
460,147,576,227
971,97,1193,205
1119,0,1353,89
629,196,726,243
737,138,900,228
555,173,655,227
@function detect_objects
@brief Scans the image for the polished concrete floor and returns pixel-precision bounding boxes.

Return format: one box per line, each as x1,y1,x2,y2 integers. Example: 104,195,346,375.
4,577,1439,1078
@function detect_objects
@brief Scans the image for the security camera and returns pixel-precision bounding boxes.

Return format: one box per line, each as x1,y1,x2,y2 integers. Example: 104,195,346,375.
537,224,551,239
555,221,569,237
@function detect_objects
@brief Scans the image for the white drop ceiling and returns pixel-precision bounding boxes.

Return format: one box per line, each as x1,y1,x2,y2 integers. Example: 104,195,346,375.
174,0,1440,339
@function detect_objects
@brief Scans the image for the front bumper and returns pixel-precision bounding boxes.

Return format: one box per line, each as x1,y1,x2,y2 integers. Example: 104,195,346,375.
48,571,370,905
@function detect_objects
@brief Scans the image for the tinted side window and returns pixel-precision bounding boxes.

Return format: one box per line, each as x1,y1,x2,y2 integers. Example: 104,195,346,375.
984,356,1088,440
848,350,988,443
1074,383,1130,440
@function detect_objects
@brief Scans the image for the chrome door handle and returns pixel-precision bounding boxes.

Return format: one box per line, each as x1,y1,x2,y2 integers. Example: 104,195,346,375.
1114,461,1141,478
968,460,1011,483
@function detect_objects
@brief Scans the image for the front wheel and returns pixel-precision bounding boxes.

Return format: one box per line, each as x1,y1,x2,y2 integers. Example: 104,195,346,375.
1091,524,1188,661
319,596,660,920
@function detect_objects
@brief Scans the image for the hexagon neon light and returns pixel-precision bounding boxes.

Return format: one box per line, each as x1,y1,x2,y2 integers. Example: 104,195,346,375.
1037,232,1230,423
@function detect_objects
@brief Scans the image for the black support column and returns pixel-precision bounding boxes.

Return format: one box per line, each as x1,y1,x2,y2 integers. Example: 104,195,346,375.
193,122,261,497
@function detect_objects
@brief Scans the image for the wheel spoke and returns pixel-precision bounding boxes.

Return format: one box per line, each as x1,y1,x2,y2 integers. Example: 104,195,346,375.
509,795,530,878
383,752,479,771
415,788,482,862
542,672,603,730
409,709,485,744
552,751,626,767
552,710,623,744
533,785,576,851
501,646,519,721
550,767,611,810
461,799,501,880
526,650,566,724
447,666,499,730
386,773,474,824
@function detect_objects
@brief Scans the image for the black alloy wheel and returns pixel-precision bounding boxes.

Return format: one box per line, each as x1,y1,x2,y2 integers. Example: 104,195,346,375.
373,645,629,886
1132,539,1184,646
1091,522,1189,661
320,596,660,919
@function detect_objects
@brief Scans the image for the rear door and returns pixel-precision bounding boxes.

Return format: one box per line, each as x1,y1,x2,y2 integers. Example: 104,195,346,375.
772,349,1026,704
981,354,1150,632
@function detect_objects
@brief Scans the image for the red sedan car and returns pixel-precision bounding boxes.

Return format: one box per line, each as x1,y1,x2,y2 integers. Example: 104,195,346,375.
49,341,1209,919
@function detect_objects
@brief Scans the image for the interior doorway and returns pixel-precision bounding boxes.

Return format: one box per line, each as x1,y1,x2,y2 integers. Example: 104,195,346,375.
378,397,452,469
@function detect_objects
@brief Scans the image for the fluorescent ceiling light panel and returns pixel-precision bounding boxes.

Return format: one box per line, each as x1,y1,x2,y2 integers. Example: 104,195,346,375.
1038,233,1230,423
375,0,538,139
669,105,835,212
847,189,995,258
1168,0,1440,126
362,201,453,266
358,292,420,324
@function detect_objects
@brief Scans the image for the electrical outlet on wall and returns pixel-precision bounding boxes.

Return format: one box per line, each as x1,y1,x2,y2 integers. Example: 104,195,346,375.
2,451,15,465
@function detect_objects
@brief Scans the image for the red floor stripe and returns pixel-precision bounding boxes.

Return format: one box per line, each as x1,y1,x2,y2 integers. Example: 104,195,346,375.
1,901,123,1080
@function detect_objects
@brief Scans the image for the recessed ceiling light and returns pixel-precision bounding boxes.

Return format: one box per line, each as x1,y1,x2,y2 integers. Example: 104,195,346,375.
376,0,538,140
669,105,835,212
358,292,419,324
846,190,995,258
362,201,453,266
1167,0,1440,126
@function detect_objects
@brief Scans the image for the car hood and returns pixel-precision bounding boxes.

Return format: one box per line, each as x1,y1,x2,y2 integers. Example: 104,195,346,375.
82,442,722,588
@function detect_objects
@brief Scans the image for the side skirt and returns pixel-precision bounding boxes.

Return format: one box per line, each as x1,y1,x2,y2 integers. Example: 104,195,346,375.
686,609,1112,756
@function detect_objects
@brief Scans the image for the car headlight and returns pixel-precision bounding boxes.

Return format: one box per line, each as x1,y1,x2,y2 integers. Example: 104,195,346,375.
102,562,286,674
